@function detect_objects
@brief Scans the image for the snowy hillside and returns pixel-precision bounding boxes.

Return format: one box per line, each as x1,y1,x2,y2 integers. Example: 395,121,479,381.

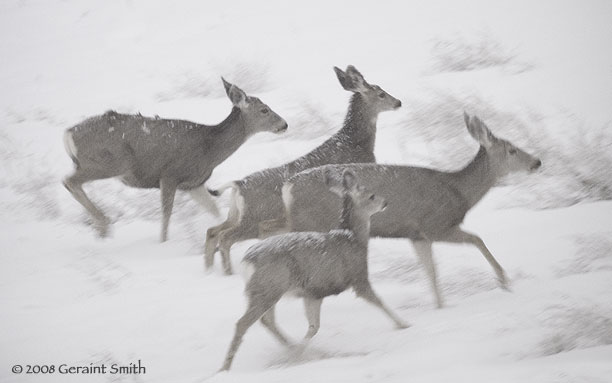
1,0,611,382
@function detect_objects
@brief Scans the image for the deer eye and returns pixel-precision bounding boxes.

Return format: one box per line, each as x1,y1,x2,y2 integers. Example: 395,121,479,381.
509,148,517,155
369,194,375,200
260,108,269,114
378,93,386,99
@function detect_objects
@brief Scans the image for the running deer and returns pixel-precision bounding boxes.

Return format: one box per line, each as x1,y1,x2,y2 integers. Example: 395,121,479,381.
205,65,401,274
220,169,408,371
275,113,542,308
63,78,288,241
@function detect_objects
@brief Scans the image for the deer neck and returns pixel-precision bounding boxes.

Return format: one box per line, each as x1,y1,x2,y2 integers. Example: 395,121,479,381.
450,146,499,209
339,195,370,245
207,107,249,166
338,94,377,152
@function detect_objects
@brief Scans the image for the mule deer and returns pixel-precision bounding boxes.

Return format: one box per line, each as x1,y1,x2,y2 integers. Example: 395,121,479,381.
63,78,288,241
276,113,542,308
220,169,408,371
205,65,401,274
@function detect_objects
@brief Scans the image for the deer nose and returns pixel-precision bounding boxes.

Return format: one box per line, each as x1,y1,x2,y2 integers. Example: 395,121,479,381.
395,100,402,109
530,159,542,170
277,122,288,133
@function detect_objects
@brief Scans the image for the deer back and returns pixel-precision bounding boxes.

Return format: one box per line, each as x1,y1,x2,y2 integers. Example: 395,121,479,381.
285,164,469,240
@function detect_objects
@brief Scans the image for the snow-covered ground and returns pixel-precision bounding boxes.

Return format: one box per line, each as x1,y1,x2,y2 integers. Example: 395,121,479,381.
1,0,611,382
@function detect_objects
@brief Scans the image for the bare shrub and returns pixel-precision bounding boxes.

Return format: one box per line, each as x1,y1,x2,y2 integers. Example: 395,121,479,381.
156,60,272,101
555,233,612,277
393,90,612,208
538,304,612,356
0,133,64,220
14,175,61,220
509,115,612,207
276,98,337,141
429,33,533,74
394,90,534,168
218,60,272,94
155,70,221,101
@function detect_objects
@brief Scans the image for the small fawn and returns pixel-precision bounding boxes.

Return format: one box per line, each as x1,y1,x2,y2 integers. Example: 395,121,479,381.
220,169,408,371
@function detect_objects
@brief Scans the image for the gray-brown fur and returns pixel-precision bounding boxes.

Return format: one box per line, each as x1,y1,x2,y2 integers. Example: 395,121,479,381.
205,65,401,274
63,78,288,241
219,170,407,371
279,113,542,308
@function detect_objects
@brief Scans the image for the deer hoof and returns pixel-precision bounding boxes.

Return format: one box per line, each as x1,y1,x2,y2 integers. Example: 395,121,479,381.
498,276,511,291
94,222,111,238
222,263,234,275
396,322,410,330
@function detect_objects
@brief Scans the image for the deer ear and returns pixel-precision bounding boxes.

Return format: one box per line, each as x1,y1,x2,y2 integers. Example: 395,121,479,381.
223,80,248,108
230,86,248,107
463,111,470,126
334,65,368,92
325,169,344,196
334,66,352,91
221,77,232,95
465,114,496,148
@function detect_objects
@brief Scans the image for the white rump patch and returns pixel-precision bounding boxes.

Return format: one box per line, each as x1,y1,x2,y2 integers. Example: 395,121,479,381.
63,130,78,158
281,182,294,211
233,186,246,223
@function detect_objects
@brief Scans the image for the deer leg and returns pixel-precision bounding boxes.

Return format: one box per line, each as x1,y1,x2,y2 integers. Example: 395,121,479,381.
204,195,242,271
260,305,291,346
356,283,409,329
303,298,322,340
188,185,220,217
220,299,273,372
217,224,256,275
412,240,444,308
63,172,113,237
204,220,234,271
443,227,509,290
258,217,289,238
160,178,178,243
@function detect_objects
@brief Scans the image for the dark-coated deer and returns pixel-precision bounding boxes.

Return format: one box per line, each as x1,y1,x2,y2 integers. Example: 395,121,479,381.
277,113,542,308
206,65,401,274
63,78,288,241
